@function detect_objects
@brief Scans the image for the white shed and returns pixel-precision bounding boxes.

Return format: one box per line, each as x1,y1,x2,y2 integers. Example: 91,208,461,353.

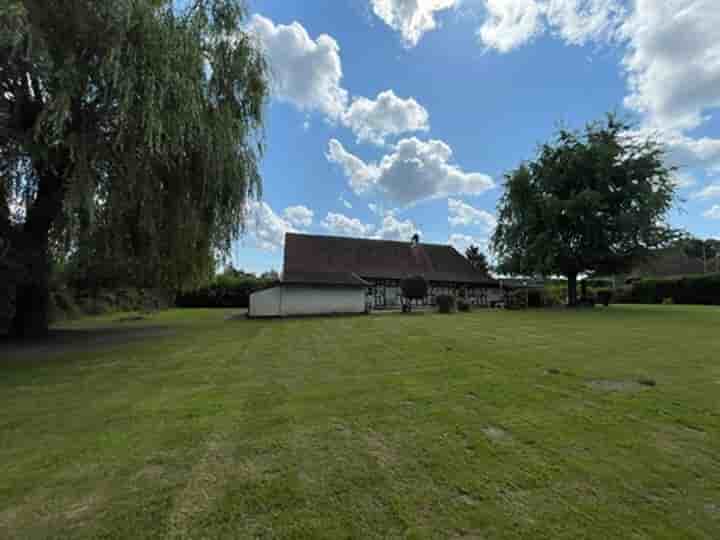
249,272,369,318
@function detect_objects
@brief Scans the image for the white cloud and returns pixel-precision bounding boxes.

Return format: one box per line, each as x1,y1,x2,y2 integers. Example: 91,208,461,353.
374,214,420,240
703,205,720,219
449,233,488,254
339,196,353,209
283,205,314,227
248,15,348,121
621,0,720,133
321,212,375,237
477,0,623,53
661,132,720,174
545,0,624,45
327,137,494,206
326,139,381,194
448,198,497,229
342,90,430,145
370,0,458,47
247,201,296,251
477,0,544,53
692,183,720,200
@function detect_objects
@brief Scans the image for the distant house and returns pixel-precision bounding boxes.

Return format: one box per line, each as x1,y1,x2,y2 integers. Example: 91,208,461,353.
249,233,501,317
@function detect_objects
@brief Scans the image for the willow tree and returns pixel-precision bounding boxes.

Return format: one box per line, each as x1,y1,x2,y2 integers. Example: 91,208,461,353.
492,115,677,306
1,0,268,336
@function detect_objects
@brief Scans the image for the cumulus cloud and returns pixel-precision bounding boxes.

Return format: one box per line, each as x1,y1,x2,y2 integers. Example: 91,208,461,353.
342,90,430,145
326,139,381,194
621,0,720,133
477,0,623,53
370,0,458,47
477,0,544,53
448,198,497,229
283,205,314,227
327,137,494,206
374,214,420,240
321,212,375,237
616,2,720,187
247,201,296,251
250,16,431,142
248,15,348,121
703,205,720,219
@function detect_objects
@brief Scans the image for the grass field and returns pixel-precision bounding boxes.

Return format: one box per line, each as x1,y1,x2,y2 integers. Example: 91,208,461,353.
2,306,720,539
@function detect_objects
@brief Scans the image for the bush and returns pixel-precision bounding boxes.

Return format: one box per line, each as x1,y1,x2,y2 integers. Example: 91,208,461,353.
436,294,456,313
457,299,470,312
400,275,428,312
176,274,276,308
597,289,613,307
662,297,674,305
629,274,720,305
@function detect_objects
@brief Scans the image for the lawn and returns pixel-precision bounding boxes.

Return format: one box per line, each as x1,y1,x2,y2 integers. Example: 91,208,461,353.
2,306,720,539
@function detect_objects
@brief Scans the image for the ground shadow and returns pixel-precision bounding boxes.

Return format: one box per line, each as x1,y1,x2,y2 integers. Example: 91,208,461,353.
0,326,176,363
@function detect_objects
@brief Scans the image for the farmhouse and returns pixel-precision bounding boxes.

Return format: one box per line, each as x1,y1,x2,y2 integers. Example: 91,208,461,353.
249,233,501,317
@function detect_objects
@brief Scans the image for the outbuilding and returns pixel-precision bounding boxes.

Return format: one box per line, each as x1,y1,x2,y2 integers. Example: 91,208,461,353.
249,272,370,318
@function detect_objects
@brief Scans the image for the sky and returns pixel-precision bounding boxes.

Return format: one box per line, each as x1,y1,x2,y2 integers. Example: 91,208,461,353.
233,0,720,274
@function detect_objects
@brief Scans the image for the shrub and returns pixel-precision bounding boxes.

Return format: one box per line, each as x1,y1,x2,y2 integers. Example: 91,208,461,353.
400,275,428,312
597,289,613,307
457,299,470,312
629,274,720,305
662,297,674,305
436,294,456,313
176,274,276,308
543,287,564,307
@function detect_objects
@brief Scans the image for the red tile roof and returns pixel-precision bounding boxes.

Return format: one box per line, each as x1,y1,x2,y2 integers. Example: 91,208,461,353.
283,233,497,285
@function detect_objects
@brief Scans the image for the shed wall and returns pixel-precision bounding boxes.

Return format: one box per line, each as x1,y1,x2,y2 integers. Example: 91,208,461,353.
281,286,365,316
249,287,282,317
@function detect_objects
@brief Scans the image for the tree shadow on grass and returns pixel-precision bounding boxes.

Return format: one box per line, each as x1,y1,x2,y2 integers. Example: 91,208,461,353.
0,326,176,364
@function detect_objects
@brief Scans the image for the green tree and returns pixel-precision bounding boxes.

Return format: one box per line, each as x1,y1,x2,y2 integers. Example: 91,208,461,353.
492,115,677,306
464,244,490,275
1,0,268,337
680,236,720,273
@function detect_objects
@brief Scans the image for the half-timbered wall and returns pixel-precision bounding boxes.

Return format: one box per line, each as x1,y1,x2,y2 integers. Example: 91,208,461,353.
363,277,500,309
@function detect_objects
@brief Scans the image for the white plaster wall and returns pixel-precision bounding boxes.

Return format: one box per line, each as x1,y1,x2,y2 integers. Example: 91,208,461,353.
249,287,282,317
281,286,365,316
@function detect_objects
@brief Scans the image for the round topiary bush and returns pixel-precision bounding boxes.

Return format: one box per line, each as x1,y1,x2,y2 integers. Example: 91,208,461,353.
400,275,428,312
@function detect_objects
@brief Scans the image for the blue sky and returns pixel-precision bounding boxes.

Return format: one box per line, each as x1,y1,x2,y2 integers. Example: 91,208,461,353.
233,0,720,274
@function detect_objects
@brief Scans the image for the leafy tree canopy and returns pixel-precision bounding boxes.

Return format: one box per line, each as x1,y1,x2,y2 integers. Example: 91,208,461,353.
1,0,269,335
492,115,678,304
464,244,490,275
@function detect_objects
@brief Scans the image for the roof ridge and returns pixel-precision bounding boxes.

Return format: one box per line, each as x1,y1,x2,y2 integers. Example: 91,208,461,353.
285,231,455,249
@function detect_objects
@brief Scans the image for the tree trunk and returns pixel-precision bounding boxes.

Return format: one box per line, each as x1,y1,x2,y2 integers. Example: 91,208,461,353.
9,165,65,339
11,244,51,339
567,272,578,307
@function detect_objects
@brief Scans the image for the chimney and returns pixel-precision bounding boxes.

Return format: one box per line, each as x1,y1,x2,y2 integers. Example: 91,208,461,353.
411,233,420,247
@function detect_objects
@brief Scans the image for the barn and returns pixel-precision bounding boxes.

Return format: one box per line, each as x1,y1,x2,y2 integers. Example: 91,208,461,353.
249,233,501,317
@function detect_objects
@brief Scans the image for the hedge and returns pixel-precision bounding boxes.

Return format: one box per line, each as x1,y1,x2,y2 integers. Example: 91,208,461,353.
175,275,276,308
618,274,720,305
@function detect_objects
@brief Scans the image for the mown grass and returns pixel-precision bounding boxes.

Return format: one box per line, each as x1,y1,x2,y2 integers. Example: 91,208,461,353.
1,305,720,539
